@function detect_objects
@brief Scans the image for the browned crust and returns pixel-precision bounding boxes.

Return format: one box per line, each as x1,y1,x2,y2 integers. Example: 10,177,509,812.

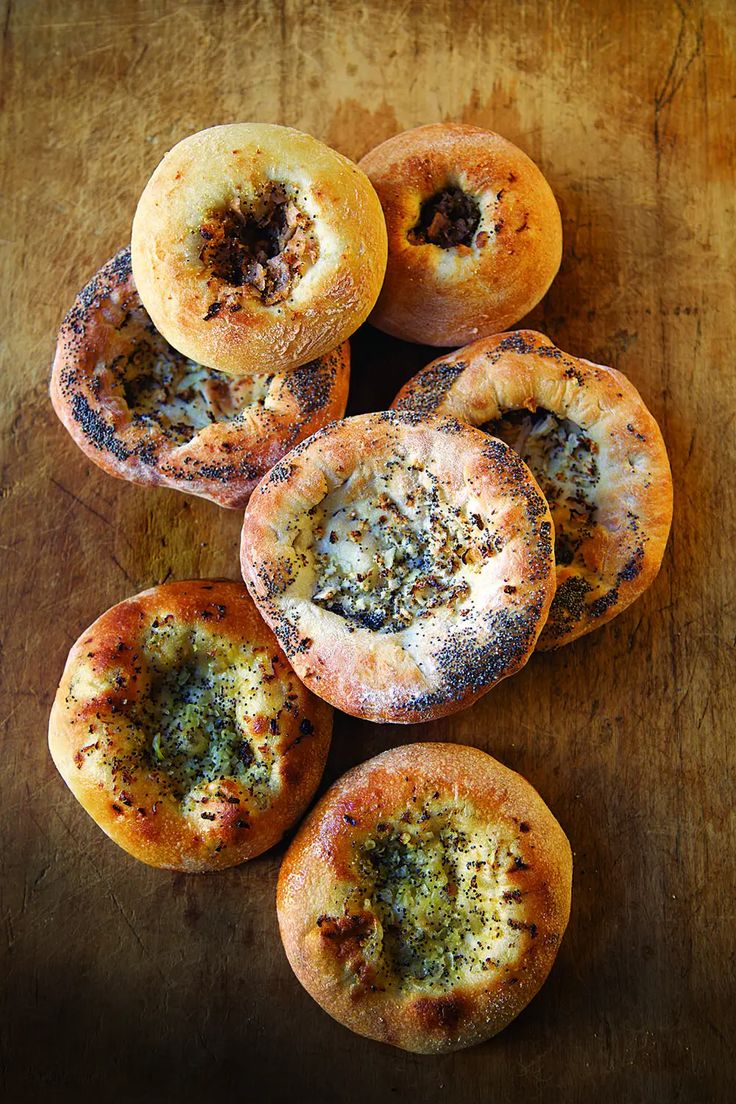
240,411,556,723
131,123,387,376
358,124,562,346
277,742,573,1054
49,250,350,509
48,580,332,871
392,330,674,648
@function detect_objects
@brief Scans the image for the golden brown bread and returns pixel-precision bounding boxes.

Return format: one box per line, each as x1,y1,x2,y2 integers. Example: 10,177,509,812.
358,123,562,346
49,249,350,509
277,742,572,1054
48,580,332,871
240,411,556,722
132,123,387,376
392,330,673,648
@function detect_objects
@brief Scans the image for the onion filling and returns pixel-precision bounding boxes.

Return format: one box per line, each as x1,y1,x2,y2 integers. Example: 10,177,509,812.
200,184,319,307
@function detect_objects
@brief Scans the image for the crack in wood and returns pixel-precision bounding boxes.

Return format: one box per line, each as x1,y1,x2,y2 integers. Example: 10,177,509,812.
653,1,705,178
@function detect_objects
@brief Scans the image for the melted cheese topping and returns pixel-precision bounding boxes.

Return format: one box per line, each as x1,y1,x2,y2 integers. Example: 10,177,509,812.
486,409,600,566
303,468,494,633
350,802,533,992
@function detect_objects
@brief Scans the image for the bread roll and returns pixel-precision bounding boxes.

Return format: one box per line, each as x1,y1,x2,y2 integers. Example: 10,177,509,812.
359,124,561,346
393,330,673,648
277,742,572,1053
48,580,332,870
50,249,350,509
132,123,387,376
240,411,556,722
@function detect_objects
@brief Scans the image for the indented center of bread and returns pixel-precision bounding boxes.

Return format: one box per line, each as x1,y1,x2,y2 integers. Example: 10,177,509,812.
130,623,286,800
114,324,266,443
199,183,319,307
349,803,532,990
307,469,490,633
408,187,481,249
484,409,600,567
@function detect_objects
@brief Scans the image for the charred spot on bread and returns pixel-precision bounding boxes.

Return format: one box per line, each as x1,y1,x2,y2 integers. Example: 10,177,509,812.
317,911,376,955
199,183,319,307
408,187,481,249
413,995,466,1031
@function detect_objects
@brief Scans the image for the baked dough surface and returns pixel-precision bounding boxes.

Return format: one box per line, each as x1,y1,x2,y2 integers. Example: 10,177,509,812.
392,330,673,648
131,123,387,376
48,580,332,870
50,249,349,508
359,124,562,346
277,742,572,1053
241,411,556,722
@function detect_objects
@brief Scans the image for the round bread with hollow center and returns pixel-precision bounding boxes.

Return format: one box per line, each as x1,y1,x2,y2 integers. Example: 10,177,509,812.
240,411,556,723
358,123,562,346
131,123,387,376
50,249,350,509
277,742,572,1054
392,330,673,648
48,580,332,871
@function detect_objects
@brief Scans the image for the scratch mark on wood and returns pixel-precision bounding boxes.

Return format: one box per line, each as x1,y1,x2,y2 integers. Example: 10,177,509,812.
130,41,148,74
627,614,645,650
67,42,116,65
695,698,709,732
32,865,51,890
50,806,160,970
684,429,697,467
50,477,111,528
110,553,135,587
653,2,705,178
3,0,12,43
0,701,22,730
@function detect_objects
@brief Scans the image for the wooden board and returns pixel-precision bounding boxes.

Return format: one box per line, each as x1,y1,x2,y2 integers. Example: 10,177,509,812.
1,1,734,1100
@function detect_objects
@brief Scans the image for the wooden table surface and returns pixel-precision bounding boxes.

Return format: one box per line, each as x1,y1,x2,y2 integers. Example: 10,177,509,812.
1,1,734,1101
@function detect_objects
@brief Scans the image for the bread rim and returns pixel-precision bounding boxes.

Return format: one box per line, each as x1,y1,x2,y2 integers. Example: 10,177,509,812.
392,330,673,648
48,579,332,871
131,123,387,376
240,411,556,723
277,741,573,1054
358,123,562,346
50,249,350,509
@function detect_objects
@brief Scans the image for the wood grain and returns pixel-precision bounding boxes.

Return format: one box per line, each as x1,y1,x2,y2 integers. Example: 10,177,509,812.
1,1,734,1101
